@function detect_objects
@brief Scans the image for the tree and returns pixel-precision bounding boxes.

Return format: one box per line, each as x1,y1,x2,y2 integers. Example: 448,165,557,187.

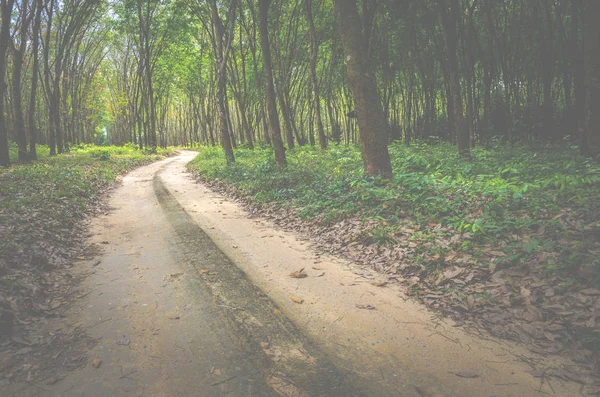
332,0,391,177
11,0,34,162
190,0,238,164
258,0,286,167
582,0,600,155
440,0,469,156
28,0,44,160
304,0,326,150
0,0,15,167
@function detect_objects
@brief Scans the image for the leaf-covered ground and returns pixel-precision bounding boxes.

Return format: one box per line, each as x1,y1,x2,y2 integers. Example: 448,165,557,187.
188,143,600,377
0,144,174,382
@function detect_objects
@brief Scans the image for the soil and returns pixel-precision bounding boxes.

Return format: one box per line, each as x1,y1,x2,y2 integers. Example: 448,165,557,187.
2,151,586,396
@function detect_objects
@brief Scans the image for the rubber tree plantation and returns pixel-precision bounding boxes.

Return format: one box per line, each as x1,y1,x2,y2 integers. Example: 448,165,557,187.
1,0,600,395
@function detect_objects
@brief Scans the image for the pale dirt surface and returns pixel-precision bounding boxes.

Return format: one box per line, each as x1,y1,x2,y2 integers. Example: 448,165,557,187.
4,151,582,396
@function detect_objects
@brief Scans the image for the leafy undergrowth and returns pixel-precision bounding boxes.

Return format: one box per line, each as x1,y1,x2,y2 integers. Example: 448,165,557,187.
189,143,600,378
7,142,51,164
0,144,174,375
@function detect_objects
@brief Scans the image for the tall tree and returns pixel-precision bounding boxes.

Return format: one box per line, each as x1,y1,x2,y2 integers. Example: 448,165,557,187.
11,0,34,162
304,0,326,150
258,0,286,167
28,0,44,160
583,0,600,155
0,0,15,166
190,0,238,163
332,0,391,177
440,0,469,156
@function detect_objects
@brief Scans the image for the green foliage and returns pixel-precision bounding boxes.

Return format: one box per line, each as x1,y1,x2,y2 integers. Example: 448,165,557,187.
7,142,51,163
188,142,600,282
0,145,174,270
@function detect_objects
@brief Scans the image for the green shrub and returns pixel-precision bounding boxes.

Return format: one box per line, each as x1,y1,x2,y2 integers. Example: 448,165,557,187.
188,142,600,282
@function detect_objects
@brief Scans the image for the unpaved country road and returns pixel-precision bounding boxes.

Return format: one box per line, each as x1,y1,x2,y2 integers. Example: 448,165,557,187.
7,151,581,397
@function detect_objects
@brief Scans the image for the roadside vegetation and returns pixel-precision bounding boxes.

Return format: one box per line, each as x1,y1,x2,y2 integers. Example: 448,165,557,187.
0,144,173,336
189,142,600,371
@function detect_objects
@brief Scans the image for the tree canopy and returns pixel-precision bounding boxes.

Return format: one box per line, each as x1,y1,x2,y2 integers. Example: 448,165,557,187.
0,0,599,170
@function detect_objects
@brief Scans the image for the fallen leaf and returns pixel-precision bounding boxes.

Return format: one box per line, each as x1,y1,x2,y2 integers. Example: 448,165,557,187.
46,375,64,385
291,295,304,304
355,304,376,310
273,309,282,315
485,250,505,257
117,336,130,346
442,266,463,280
316,272,325,277
268,375,310,397
0,352,14,372
371,282,387,287
290,268,308,278
580,288,600,296
466,295,475,309
415,385,432,397
260,342,271,350
92,358,102,368
199,269,210,274
453,371,479,378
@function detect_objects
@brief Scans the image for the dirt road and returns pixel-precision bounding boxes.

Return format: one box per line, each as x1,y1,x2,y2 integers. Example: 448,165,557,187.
7,152,581,396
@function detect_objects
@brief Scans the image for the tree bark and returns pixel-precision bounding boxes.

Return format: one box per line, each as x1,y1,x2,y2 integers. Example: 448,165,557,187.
583,0,600,154
28,0,43,160
11,0,32,162
304,0,327,150
440,0,469,156
0,0,15,166
258,0,286,167
208,0,237,164
333,0,392,177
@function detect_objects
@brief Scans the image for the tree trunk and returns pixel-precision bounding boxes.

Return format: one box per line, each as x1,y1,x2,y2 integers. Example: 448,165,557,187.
0,0,15,167
258,0,286,167
28,0,43,160
441,0,469,156
583,0,600,154
333,0,392,178
573,0,586,149
304,0,327,150
209,0,237,164
11,0,31,162
276,87,295,150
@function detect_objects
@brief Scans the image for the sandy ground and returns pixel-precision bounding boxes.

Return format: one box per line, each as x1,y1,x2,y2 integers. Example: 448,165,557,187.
6,151,582,397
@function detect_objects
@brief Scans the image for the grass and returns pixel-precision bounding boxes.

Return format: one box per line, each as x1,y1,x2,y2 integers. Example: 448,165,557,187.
8,142,51,163
0,143,174,274
188,142,600,284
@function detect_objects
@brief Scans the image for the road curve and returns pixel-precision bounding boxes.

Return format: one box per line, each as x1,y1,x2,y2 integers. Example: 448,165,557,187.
7,152,580,397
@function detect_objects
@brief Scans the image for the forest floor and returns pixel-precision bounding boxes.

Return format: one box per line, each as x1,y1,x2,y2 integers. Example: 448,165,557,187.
0,145,174,393
0,148,597,396
0,150,590,397
187,143,600,392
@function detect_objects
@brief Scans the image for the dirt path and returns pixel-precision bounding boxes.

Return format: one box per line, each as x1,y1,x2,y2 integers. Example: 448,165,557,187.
7,152,581,396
